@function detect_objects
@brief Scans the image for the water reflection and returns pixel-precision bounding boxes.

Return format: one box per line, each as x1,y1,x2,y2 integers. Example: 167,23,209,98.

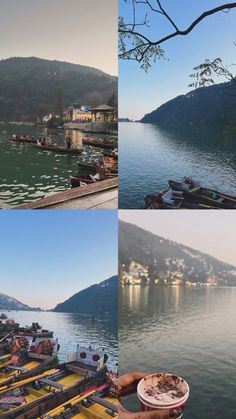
119,122,236,209
119,286,236,418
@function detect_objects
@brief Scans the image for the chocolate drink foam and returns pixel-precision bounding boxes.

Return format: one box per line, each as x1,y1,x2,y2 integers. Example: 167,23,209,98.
140,374,188,406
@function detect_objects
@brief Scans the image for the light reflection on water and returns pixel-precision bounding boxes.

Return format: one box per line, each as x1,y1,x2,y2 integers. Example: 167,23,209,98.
119,286,236,418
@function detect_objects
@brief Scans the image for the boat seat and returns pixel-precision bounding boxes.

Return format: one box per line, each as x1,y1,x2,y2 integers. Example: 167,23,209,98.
7,365,28,372
90,396,118,413
39,378,64,389
0,356,10,362
190,187,200,193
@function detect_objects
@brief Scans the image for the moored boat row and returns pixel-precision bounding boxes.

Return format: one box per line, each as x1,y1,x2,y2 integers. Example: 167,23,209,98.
0,318,116,418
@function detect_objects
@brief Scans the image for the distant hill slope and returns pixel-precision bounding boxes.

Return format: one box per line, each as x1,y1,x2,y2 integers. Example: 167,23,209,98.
53,276,118,314
141,81,236,127
0,292,37,310
0,57,117,121
119,220,236,285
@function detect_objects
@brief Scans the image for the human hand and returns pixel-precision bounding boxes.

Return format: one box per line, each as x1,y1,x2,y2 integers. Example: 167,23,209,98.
118,372,162,419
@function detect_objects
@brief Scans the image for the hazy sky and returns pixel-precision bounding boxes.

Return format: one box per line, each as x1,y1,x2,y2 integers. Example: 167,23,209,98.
119,210,236,267
119,0,236,119
0,211,117,309
0,0,117,76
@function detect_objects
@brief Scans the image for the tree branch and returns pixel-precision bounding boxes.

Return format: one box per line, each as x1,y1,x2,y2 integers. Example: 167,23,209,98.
119,2,236,65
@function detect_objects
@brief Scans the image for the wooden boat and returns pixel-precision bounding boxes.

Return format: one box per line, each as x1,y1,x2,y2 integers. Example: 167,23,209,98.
71,168,117,188
0,345,108,418
169,179,236,209
0,323,53,339
103,150,118,160
70,175,97,188
144,192,219,210
77,161,98,173
43,382,118,418
82,137,116,150
0,320,20,334
10,135,37,144
144,190,184,209
102,156,118,173
33,143,83,155
77,157,117,175
0,336,59,387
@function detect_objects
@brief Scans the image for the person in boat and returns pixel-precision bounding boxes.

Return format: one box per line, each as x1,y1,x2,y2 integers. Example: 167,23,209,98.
36,339,53,355
182,176,194,189
31,322,40,331
161,189,183,208
11,336,28,353
66,135,72,149
41,137,48,146
92,165,106,181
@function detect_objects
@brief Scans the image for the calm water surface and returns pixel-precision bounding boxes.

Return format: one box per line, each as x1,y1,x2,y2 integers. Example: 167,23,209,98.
119,286,236,418
0,124,108,208
1,310,117,370
119,122,236,208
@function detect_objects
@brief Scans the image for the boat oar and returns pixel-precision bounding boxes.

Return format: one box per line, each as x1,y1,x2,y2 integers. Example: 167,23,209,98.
0,368,59,393
0,331,14,343
43,389,96,417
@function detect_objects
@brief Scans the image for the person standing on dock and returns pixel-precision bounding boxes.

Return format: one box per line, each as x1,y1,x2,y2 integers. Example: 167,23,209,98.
66,135,72,149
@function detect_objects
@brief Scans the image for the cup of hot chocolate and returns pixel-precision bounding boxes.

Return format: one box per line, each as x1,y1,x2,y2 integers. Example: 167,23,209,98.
137,373,189,419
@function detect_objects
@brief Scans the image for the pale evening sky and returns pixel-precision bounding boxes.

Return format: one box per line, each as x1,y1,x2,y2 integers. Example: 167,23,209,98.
0,211,117,309
0,0,117,76
119,210,236,267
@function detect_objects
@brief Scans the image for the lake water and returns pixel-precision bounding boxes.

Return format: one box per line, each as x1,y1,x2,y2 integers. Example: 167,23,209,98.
0,124,108,208
119,286,236,419
0,310,117,370
119,122,236,209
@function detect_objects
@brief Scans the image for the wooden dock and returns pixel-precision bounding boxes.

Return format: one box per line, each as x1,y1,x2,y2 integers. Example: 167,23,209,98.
15,178,118,210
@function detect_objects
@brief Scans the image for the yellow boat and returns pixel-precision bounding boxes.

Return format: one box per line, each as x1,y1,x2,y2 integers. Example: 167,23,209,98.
0,345,108,418
42,383,118,418
0,336,59,387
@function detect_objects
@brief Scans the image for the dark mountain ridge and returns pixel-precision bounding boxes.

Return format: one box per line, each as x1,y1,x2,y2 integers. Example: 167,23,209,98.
0,57,117,121
0,292,40,311
53,275,118,314
119,220,236,285
141,80,236,127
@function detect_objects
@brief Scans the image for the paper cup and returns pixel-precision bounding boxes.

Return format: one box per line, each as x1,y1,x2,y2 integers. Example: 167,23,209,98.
137,373,189,419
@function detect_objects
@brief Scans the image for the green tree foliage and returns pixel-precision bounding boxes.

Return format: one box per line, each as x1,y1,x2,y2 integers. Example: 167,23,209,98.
141,80,236,128
189,55,236,141
0,57,118,121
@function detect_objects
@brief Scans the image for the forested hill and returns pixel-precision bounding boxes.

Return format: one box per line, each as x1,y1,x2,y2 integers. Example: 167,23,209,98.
141,80,236,126
119,220,236,285
0,57,117,121
53,276,118,314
